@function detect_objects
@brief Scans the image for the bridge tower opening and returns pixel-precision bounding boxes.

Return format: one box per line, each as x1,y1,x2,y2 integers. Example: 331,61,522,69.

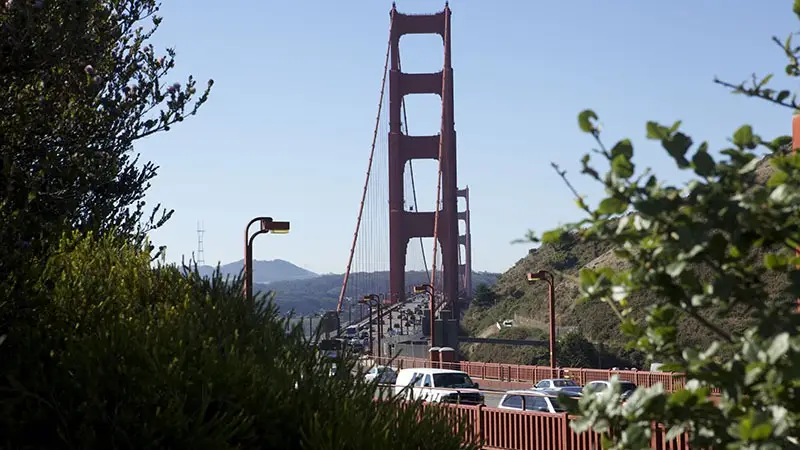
388,4,460,325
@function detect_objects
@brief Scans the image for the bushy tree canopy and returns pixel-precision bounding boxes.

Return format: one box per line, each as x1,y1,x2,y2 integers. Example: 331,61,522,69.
0,0,212,282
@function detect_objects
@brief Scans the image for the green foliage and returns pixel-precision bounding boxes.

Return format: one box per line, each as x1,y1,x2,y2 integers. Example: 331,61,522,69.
527,6,800,447
0,0,213,288
0,232,477,449
471,283,496,308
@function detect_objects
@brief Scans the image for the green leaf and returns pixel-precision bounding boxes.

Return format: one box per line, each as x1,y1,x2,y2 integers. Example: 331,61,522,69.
777,90,791,102
663,133,693,167
764,253,784,270
766,333,790,364
691,150,715,177
738,156,760,174
750,422,774,441
646,121,670,140
579,268,598,287
733,125,756,149
770,184,791,202
598,197,628,215
610,139,634,159
666,261,687,277
611,155,634,178
664,425,687,442
767,170,788,187
578,110,598,133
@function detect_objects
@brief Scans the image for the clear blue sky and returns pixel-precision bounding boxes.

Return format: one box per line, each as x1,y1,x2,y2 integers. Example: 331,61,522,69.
137,0,796,275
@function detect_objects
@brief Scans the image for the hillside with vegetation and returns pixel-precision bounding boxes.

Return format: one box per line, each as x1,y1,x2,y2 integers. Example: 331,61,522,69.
462,155,795,367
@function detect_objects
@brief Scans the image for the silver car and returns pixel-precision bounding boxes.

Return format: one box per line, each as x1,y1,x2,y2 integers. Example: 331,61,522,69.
498,390,570,414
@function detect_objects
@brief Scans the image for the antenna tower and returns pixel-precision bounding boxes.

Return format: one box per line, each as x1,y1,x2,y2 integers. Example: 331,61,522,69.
196,221,206,265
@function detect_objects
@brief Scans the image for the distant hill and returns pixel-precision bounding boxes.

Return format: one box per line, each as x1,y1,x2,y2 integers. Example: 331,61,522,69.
462,154,794,365
197,259,317,284
259,270,501,316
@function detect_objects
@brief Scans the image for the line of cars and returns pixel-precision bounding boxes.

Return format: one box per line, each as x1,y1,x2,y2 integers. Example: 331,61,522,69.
497,378,639,413
364,366,639,414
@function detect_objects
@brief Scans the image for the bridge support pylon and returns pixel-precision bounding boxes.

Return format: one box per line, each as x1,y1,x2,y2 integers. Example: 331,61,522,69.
387,4,459,342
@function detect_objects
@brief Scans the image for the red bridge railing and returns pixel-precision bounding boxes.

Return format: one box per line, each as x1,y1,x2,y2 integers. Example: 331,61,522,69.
398,402,700,450
372,355,689,392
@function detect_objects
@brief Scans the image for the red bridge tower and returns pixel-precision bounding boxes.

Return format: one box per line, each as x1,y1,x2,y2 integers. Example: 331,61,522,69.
388,3,460,316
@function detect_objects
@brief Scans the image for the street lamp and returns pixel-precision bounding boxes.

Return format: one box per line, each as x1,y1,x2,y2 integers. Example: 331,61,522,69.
413,284,436,347
361,294,382,360
244,217,290,300
527,270,557,372
344,297,353,324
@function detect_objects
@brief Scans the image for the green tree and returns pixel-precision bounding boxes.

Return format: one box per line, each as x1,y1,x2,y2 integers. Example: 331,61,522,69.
0,0,212,276
556,332,598,369
527,4,800,448
0,0,212,358
472,283,496,308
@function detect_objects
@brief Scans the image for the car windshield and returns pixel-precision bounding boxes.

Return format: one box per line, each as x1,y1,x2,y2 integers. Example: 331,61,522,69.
553,379,578,387
620,382,636,392
433,373,475,388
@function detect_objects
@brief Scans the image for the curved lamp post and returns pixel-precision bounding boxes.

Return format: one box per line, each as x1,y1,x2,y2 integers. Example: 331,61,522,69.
413,283,436,347
244,217,290,299
527,270,556,371
361,294,382,359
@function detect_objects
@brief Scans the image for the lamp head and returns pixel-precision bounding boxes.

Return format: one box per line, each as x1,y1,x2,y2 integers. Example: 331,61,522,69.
527,271,545,282
261,218,290,234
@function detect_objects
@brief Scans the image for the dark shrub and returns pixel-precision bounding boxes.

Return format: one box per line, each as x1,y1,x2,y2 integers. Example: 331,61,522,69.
0,232,477,449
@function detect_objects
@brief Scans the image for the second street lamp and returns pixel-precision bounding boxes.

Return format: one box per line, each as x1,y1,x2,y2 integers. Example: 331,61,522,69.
527,270,557,372
361,294,382,359
244,217,290,300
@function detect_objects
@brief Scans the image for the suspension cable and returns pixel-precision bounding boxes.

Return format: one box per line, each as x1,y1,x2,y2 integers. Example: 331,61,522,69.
397,55,431,283
337,23,392,314
430,59,447,313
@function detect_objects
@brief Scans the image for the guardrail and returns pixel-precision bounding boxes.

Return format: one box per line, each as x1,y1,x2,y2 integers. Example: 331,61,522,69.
372,356,689,392
395,402,698,450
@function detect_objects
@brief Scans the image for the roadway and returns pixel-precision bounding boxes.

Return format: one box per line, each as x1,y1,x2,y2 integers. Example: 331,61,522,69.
344,294,429,354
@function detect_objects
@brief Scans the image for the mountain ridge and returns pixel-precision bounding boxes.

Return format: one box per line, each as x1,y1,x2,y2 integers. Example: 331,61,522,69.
196,259,318,284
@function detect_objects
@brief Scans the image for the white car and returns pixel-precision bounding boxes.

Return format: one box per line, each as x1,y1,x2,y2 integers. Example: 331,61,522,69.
364,365,397,384
394,368,484,405
584,380,637,402
498,390,572,413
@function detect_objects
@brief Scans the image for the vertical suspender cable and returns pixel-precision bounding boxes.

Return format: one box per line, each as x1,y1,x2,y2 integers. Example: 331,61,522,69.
429,43,448,313
397,54,431,284
337,23,392,314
